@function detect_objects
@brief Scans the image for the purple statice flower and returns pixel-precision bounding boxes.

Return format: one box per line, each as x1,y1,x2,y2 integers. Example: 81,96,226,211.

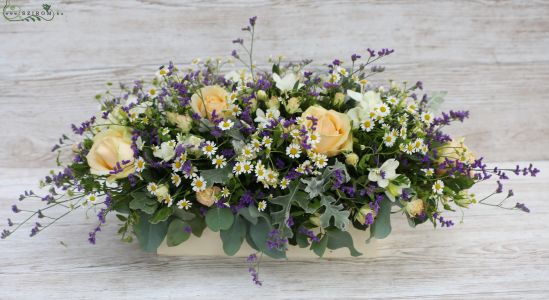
97,209,107,224
7,218,14,227
351,54,361,61
286,216,294,227
249,16,257,26
88,225,102,244
266,229,288,250
29,222,42,237
1,229,10,239
238,191,254,208
496,181,503,193
11,205,20,213
71,116,96,135
299,227,320,243
515,203,530,213
221,148,235,159
332,169,346,189
246,256,262,286
367,48,376,57
332,59,341,66
184,225,192,234
275,158,286,169
340,185,356,197
432,213,454,227
232,38,244,44
365,213,374,225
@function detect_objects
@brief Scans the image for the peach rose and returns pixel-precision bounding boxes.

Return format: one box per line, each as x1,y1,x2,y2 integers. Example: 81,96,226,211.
196,186,221,207
302,105,353,157
190,85,229,120
86,126,135,181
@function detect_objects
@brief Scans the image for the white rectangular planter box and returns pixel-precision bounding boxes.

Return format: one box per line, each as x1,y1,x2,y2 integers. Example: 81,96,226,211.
157,226,377,258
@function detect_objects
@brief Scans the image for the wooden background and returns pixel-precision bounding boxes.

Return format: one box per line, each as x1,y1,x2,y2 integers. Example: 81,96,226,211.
1,1,548,299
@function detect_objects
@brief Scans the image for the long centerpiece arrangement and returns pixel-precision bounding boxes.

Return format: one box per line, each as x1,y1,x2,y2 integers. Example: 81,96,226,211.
3,17,537,285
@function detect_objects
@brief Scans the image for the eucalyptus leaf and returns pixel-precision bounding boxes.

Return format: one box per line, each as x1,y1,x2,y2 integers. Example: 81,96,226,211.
311,234,328,257
249,218,286,259
173,208,196,221
129,192,158,215
166,219,191,247
220,216,247,256
205,207,234,232
149,206,174,224
238,205,258,225
187,215,207,237
370,197,392,239
201,166,232,187
326,228,362,257
134,212,168,252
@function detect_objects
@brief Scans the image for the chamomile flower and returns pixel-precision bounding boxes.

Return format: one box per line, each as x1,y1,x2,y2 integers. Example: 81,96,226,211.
156,68,169,78
360,118,374,132
328,72,341,83
228,104,242,116
177,199,192,210
233,162,244,175
221,187,231,198
161,128,170,136
422,168,434,177
433,180,444,194
376,103,390,117
241,145,256,159
242,161,253,174
258,200,267,212
388,97,399,106
87,193,98,203
171,173,181,187
183,165,198,179
148,88,158,98
202,141,217,157
403,142,415,155
262,136,273,148
135,157,146,173
164,194,174,207
307,132,321,145
147,182,158,195
218,119,234,131
191,176,207,192
421,111,434,125
413,138,424,151
212,155,227,169
290,129,301,140
167,140,177,148
280,178,290,189
255,162,266,180
420,144,429,154
312,153,328,169
227,92,238,103
128,111,138,122
286,143,301,158
399,127,408,138
251,139,263,152
172,159,184,172
383,132,396,147
406,102,418,114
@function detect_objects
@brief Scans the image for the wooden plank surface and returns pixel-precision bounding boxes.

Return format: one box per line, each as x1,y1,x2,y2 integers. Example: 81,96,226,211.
1,0,549,167
0,161,547,299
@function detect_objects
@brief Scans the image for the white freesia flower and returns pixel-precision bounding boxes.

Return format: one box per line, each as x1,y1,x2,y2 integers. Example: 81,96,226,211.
272,73,303,92
124,94,139,106
254,108,280,125
153,141,176,162
368,158,399,188
225,69,252,84
347,90,381,112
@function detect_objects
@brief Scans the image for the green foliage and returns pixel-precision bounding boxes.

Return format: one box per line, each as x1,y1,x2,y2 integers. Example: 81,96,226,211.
220,216,247,256
129,192,158,215
166,219,191,247
270,182,307,238
134,212,168,252
319,195,350,231
150,206,174,224
201,166,232,187
326,228,362,257
301,176,326,199
205,207,234,232
311,234,328,257
370,197,392,239
249,218,286,259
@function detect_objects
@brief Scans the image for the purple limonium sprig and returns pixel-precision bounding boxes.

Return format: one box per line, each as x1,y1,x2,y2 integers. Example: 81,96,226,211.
246,253,262,286
266,229,288,251
432,213,454,228
299,227,320,243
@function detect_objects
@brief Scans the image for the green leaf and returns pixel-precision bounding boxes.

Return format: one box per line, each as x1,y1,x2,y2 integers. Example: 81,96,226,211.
205,207,234,232
173,208,196,221
150,206,174,224
238,205,258,225
311,234,328,257
445,176,475,191
220,216,247,256
134,212,168,252
129,192,158,215
166,219,191,247
249,218,286,259
270,182,307,238
296,228,311,248
201,166,232,187
301,176,326,199
319,195,350,231
326,228,362,257
187,215,206,237
370,197,392,239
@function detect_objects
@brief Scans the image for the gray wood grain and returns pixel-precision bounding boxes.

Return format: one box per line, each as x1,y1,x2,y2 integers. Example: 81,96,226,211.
1,0,549,168
0,161,547,299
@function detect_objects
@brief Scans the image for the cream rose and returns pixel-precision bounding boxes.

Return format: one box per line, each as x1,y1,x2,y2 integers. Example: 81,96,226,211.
302,105,353,157
436,137,475,175
166,112,193,133
86,126,135,180
406,198,425,217
196,186,221,207
190,85,229,120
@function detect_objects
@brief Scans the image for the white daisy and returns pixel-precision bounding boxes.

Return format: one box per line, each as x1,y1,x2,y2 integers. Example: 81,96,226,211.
171,173,181,187
218,119,234,131
172,159,184,172
228,104,242,116
135,157,146,173
360,118,374,132
233,162,244,175
312,153,328,169
383,132,396,147
262,136,273,148
377,103,390,117
257,200,267,212
177,199,192,210
241,145,256,160
221,187,231,198
308,132,321,145
406,102,418,114
421,111,434,125
212,155,227,169
388,97,399,106
202,141,217,157
147,182,158,195
242,161,253,174
87,193,98,203
403,142,415,155
286,143,301,159
280,178,290,189
164,194,174,207
191,176,207,192
148,88,158,98
422,168,434,177
255,162,266,180
433,180,444,194
156,68,169,78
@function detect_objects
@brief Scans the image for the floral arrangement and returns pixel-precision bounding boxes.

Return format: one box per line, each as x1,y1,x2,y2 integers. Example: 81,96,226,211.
3,17,538,285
